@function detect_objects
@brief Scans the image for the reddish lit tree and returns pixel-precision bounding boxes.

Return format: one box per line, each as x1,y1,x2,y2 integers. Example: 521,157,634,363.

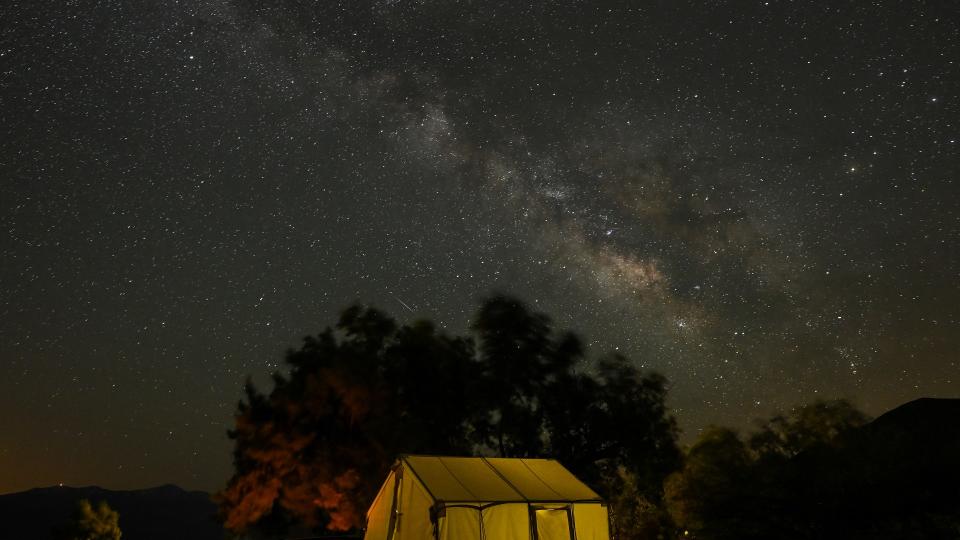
217,307,476,536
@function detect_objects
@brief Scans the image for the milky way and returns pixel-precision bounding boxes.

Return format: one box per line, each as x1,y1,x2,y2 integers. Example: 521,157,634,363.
1,1,957,493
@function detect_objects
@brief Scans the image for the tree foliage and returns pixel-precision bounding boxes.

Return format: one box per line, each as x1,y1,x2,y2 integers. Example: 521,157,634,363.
217,295,680,538
664,400,872,540
664,427,752,539
604,465,675,540
747,398,869,459
60,499,122,540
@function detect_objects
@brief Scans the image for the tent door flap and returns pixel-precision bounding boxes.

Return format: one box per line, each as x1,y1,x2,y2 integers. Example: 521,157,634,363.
531,505,575,540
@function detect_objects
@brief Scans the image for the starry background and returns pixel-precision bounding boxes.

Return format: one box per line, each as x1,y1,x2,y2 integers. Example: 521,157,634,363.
1,0,957,494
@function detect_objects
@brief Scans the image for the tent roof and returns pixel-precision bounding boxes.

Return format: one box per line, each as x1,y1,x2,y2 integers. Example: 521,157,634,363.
399,455,601,503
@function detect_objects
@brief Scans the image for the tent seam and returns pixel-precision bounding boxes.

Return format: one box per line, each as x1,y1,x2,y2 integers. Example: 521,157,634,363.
400,455,438,502
436,456,479,501
519,459,565,500
479,456,528,501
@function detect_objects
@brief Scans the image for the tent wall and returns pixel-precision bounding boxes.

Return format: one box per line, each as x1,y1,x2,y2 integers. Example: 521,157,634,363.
572,503,609,540
396,465,435,540
482,504,530,540
437,503,532,540
438,507,481,540
533,505,573,540
364,470,397,540
436,502,608,540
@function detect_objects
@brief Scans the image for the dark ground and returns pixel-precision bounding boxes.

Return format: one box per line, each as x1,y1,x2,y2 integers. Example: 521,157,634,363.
0,484,222,540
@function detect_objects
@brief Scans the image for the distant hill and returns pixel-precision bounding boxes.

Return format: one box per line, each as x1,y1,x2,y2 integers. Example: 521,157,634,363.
788,397,960,539
0,484,223,540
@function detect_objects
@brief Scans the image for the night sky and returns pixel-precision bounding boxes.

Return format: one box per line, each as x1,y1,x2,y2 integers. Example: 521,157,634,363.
1,1,957,494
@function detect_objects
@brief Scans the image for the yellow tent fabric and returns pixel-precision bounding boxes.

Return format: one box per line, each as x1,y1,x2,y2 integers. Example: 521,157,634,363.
364,470,397,540
533,507,571,540
362,456,609,540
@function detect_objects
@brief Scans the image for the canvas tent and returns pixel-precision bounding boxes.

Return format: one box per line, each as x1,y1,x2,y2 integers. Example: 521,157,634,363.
363,455,609,540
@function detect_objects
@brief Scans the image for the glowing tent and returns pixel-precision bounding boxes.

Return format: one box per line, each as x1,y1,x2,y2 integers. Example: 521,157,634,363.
363,455,610,540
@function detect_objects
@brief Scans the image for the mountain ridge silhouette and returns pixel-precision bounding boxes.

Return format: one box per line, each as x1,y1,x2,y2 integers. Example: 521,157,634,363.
0,483,222,540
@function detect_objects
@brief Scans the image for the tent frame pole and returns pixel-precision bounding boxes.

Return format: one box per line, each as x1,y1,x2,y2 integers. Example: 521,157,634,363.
385,466,402,540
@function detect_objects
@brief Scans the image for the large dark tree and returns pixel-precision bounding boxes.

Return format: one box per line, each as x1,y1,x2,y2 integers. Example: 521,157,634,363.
217,296,680,538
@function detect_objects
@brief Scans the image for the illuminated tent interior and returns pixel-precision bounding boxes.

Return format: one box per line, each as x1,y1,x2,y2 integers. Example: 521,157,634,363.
363,455,610,540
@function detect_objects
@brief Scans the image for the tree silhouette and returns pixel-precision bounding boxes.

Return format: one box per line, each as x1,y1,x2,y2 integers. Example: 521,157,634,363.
217,306,475,535
470,296,567,457
664,427,757,540
664,400,873,540
748,398,869,459
217,295,680,538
